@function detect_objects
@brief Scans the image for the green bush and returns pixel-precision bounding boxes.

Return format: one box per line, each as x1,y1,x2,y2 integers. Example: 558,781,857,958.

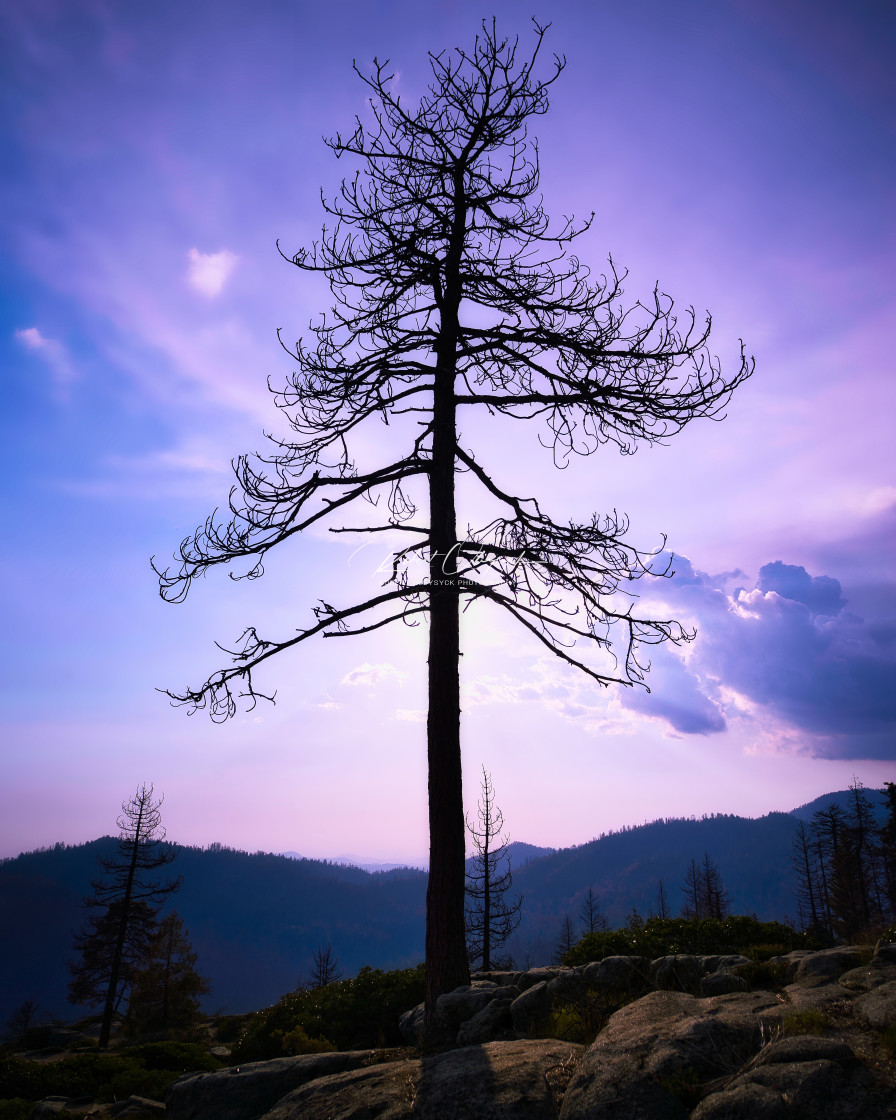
214,1014,253,1044
563,916,815,966
733,959,790,991
126,1041,222,1073
232,964,425,1062
0,1043,224,1104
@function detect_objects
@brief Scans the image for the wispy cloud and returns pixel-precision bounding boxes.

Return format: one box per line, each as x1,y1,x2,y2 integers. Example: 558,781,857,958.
187,248,238,297
15,327,77,393
341,662,407,688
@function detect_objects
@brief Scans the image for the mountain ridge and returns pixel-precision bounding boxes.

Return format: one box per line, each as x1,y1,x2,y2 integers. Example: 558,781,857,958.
0,787,887,1026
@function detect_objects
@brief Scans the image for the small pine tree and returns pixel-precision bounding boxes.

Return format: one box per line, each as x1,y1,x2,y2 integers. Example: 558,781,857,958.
68,784,182,1048
123,912,210,1039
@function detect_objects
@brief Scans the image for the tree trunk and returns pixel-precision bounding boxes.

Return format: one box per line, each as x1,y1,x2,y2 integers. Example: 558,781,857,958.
424,197,470,1016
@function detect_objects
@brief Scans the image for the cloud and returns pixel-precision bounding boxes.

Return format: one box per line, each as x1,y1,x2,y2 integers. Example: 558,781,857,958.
620,651,727,736
756,560,846,616
187,248,238,297
340,662,407,688
15,327,77,390
641,555,896,760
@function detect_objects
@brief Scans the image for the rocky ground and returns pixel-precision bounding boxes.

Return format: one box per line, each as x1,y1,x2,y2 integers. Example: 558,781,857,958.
164,943,896,1119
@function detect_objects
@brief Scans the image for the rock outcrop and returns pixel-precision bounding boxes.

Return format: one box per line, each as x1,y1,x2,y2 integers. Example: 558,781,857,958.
167,942,896,1120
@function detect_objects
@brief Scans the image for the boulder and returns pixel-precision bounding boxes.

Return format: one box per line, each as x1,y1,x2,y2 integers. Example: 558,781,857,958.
694,1035,896,1120
700,970,749,997
874,941,896,965
166,1051,374,1120
548,971,588,1004
581,955,650,994
700,954,751,974
511,981,552,1035
767,950,815,982
559,989,776,1120
690,1081,789,1119
755,1036,858,1066
455,994,517,1045
855,979,896,1029
257,1039,585,1119
399,1002,426,1045
471,970,524,988
839,960,896,992
793,947,864,986
696,1046,894,1120
651,955,704,993
107,1097,167,1117
517,967,558,991
434,981,502,1031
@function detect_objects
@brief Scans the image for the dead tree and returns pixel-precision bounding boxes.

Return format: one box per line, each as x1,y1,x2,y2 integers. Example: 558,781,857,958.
464,766,522,971
554,914,579,963
580,887,609,934
308,943,343,989
68,784,181,1048
155,20,752,1015
650,878,671,921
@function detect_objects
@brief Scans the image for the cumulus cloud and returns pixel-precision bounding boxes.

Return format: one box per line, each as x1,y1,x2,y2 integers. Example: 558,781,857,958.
620,650,726,736
15,326,77,389
640,555,896,760
187,247,238,297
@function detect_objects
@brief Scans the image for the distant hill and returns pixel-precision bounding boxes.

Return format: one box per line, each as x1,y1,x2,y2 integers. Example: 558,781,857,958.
789,788,887,824
0,840,427,1027
0,788,887,1026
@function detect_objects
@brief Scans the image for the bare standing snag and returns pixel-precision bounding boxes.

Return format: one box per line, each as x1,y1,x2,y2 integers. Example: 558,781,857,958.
156,20,751,1017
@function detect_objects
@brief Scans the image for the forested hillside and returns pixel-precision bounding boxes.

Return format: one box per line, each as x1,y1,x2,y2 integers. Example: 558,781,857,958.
1,789,886,1026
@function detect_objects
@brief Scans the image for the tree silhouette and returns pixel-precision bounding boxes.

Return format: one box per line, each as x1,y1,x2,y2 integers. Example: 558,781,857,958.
68,784,181,1048
123,912,210,1039
464,766,522,971
579,887,608,934
650,878,671,921
554,914,578,963
156,21,751,1014
681,853,729,920
308,943,343,989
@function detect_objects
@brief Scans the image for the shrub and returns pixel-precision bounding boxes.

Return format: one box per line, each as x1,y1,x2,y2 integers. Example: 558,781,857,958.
563,916,815,966
0,1043,223,1103
733,960,790,991
214,1014,253,1044
232,964,425,1062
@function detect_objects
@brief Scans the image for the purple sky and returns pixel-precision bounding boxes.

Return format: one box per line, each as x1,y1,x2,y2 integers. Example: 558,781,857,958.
2,0,894,864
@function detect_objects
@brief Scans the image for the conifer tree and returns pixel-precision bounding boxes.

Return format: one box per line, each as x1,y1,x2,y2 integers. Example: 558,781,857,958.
68,784,181,1048
123,912,209,1039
